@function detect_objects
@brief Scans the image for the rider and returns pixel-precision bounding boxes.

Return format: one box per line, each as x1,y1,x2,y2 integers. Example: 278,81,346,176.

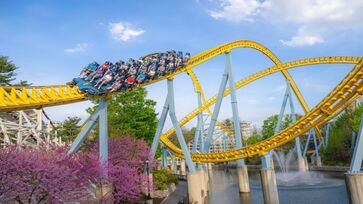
124,74,135,88
94,72,115,89
80,61,99,78
107,78,123,92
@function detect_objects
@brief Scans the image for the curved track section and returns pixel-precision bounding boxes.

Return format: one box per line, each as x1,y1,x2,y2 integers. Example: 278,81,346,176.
0,41,314,115
0,40,316,138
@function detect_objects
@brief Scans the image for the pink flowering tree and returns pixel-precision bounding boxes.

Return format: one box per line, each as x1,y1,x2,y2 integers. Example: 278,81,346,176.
0,146,102,203
90,135,154,202
0,135,153,203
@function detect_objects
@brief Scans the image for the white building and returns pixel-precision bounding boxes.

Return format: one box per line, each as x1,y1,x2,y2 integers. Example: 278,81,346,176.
240,121,253,139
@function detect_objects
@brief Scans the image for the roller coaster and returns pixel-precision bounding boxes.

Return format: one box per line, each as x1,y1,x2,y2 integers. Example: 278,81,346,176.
1,40,362,169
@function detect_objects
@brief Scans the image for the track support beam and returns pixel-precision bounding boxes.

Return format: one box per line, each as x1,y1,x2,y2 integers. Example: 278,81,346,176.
150,79,196,173
161,147,168,168
203,52,249,192
203,52,246,162
68,98,108,166
275,80,306,171
204,63,228,152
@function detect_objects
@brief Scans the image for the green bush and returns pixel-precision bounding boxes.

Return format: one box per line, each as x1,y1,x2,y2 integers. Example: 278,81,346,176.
153,168,178,190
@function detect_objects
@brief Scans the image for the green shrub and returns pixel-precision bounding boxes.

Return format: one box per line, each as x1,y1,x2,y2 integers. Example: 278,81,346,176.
153,168,178,190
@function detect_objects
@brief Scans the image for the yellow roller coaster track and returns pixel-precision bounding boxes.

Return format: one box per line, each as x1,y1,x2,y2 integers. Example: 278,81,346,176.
0,40,362,163
1,41,324,140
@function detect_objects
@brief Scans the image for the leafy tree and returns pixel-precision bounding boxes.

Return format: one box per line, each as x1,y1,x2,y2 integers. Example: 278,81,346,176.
222,118,233,128
246,132,261,145
182,127,196,145
12,80,32,87
0,56,18,86
261,114,303,152
56,116,82,142
323,105,363,165
262,115,278,139
169,127,196,148
87,88,157,144
261,114,299,139
0,56,32,86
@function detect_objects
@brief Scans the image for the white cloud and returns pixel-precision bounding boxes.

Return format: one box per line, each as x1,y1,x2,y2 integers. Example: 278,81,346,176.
280,33,324,46
64,43,88,53
109,22,145,41
210,0,261,22
208,0,363,46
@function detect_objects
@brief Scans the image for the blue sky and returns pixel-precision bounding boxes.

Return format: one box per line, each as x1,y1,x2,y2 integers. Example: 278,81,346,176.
1,0,362,129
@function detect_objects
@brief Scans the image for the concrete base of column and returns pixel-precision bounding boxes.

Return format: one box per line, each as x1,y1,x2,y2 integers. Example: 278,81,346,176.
204,166,209,192
311,156,322,167
197,168,208,199
240,192,251,204
208,163,213,170
237,165,250,193
345,172,363,204
180,160,186,176
297,157,307,172
260,168,279,204
187,171,203,204
304,157,309,171
316,156,322,167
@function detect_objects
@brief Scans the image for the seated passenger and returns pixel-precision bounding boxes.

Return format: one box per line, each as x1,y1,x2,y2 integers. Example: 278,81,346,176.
148,67,156,79
140,64,147,73
167,53,174,61
95,72,114,89
166,61,175,72
105,64,118,75
128,67,137,75
102,61,111,72
184,53,191,62
175,56,182,67
136,71,147,84
80,61,99,78
158,64,165,76
108,78,123,92
124,74,135,88
80,66,89,78
122,62,129,71
115,61,122,70
118,68,127,77
88,67,105,82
